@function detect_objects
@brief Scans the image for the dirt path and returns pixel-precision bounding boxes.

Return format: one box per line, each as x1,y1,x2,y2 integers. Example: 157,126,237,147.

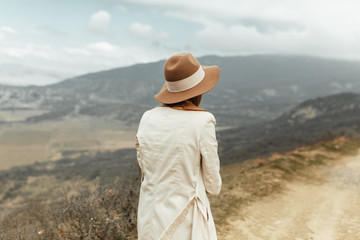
224,151,360,240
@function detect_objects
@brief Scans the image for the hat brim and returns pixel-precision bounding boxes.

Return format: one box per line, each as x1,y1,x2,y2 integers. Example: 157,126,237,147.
154,65,220,104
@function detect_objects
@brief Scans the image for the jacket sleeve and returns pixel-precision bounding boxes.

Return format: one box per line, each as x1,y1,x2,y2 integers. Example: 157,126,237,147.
200,114,222,195
135,135,144,182
135,111,149,182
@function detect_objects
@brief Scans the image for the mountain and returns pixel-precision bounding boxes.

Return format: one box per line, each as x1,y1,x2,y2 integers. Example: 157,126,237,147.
1,55,360,126
218,92,360,165
0,63,74,86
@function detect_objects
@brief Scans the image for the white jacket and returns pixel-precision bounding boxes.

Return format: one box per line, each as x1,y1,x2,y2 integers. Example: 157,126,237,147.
136,106,222,240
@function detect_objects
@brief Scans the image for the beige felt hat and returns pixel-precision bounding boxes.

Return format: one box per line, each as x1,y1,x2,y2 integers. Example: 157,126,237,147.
154,53,220,104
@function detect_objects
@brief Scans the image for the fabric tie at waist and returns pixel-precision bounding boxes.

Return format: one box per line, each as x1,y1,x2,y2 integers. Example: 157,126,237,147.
159,194,208,240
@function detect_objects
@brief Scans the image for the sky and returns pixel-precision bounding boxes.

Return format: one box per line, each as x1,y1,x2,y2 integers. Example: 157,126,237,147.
1,0,360,86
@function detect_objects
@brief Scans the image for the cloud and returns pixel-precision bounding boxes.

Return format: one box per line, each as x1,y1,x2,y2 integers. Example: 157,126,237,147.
36,25,68,37
88,10,112,36
0,64,74,86
3,48,26,58
0,39,168,85
1,26,17,34
194,23,308,55
3,0,360,87
64,47,92,56
59,41,172,72
88,42,118,52
116,5,128,12
0,26,17,40
129,22,170,41
60,41,169,70
118,0,360,60
0,43,52,59
120,0,306,24
129,22,153,38
262,88,277,97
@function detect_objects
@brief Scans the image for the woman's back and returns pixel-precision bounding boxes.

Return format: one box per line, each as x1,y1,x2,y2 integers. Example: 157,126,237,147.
136,106,221,240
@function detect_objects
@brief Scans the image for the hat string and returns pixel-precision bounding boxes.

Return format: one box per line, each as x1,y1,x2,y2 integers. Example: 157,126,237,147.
166,66,205,93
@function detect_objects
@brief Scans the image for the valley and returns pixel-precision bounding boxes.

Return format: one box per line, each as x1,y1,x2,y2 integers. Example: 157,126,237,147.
0,115,136,170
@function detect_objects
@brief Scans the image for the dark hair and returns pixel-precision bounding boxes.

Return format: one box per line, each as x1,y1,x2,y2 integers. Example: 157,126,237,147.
162,95,202,108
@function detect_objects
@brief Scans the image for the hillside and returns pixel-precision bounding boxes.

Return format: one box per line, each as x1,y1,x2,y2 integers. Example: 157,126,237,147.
1,136,359,239
218,92,360,165
1,92,360,212
0,148,138,210
1,55,360,127
212,137,360,239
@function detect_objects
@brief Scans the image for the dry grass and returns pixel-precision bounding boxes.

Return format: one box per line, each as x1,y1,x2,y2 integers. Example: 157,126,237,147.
1,136,359,239
0,176,140,240
210,137,360,236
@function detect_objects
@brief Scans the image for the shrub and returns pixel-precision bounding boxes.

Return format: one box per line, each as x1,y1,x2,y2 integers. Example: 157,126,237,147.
0,175,140,240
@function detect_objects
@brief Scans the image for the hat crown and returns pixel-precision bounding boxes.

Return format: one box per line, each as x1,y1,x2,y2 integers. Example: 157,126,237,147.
164,53,200,82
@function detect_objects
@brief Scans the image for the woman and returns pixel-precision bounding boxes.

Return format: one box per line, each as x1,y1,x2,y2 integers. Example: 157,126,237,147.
135,53,222,240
